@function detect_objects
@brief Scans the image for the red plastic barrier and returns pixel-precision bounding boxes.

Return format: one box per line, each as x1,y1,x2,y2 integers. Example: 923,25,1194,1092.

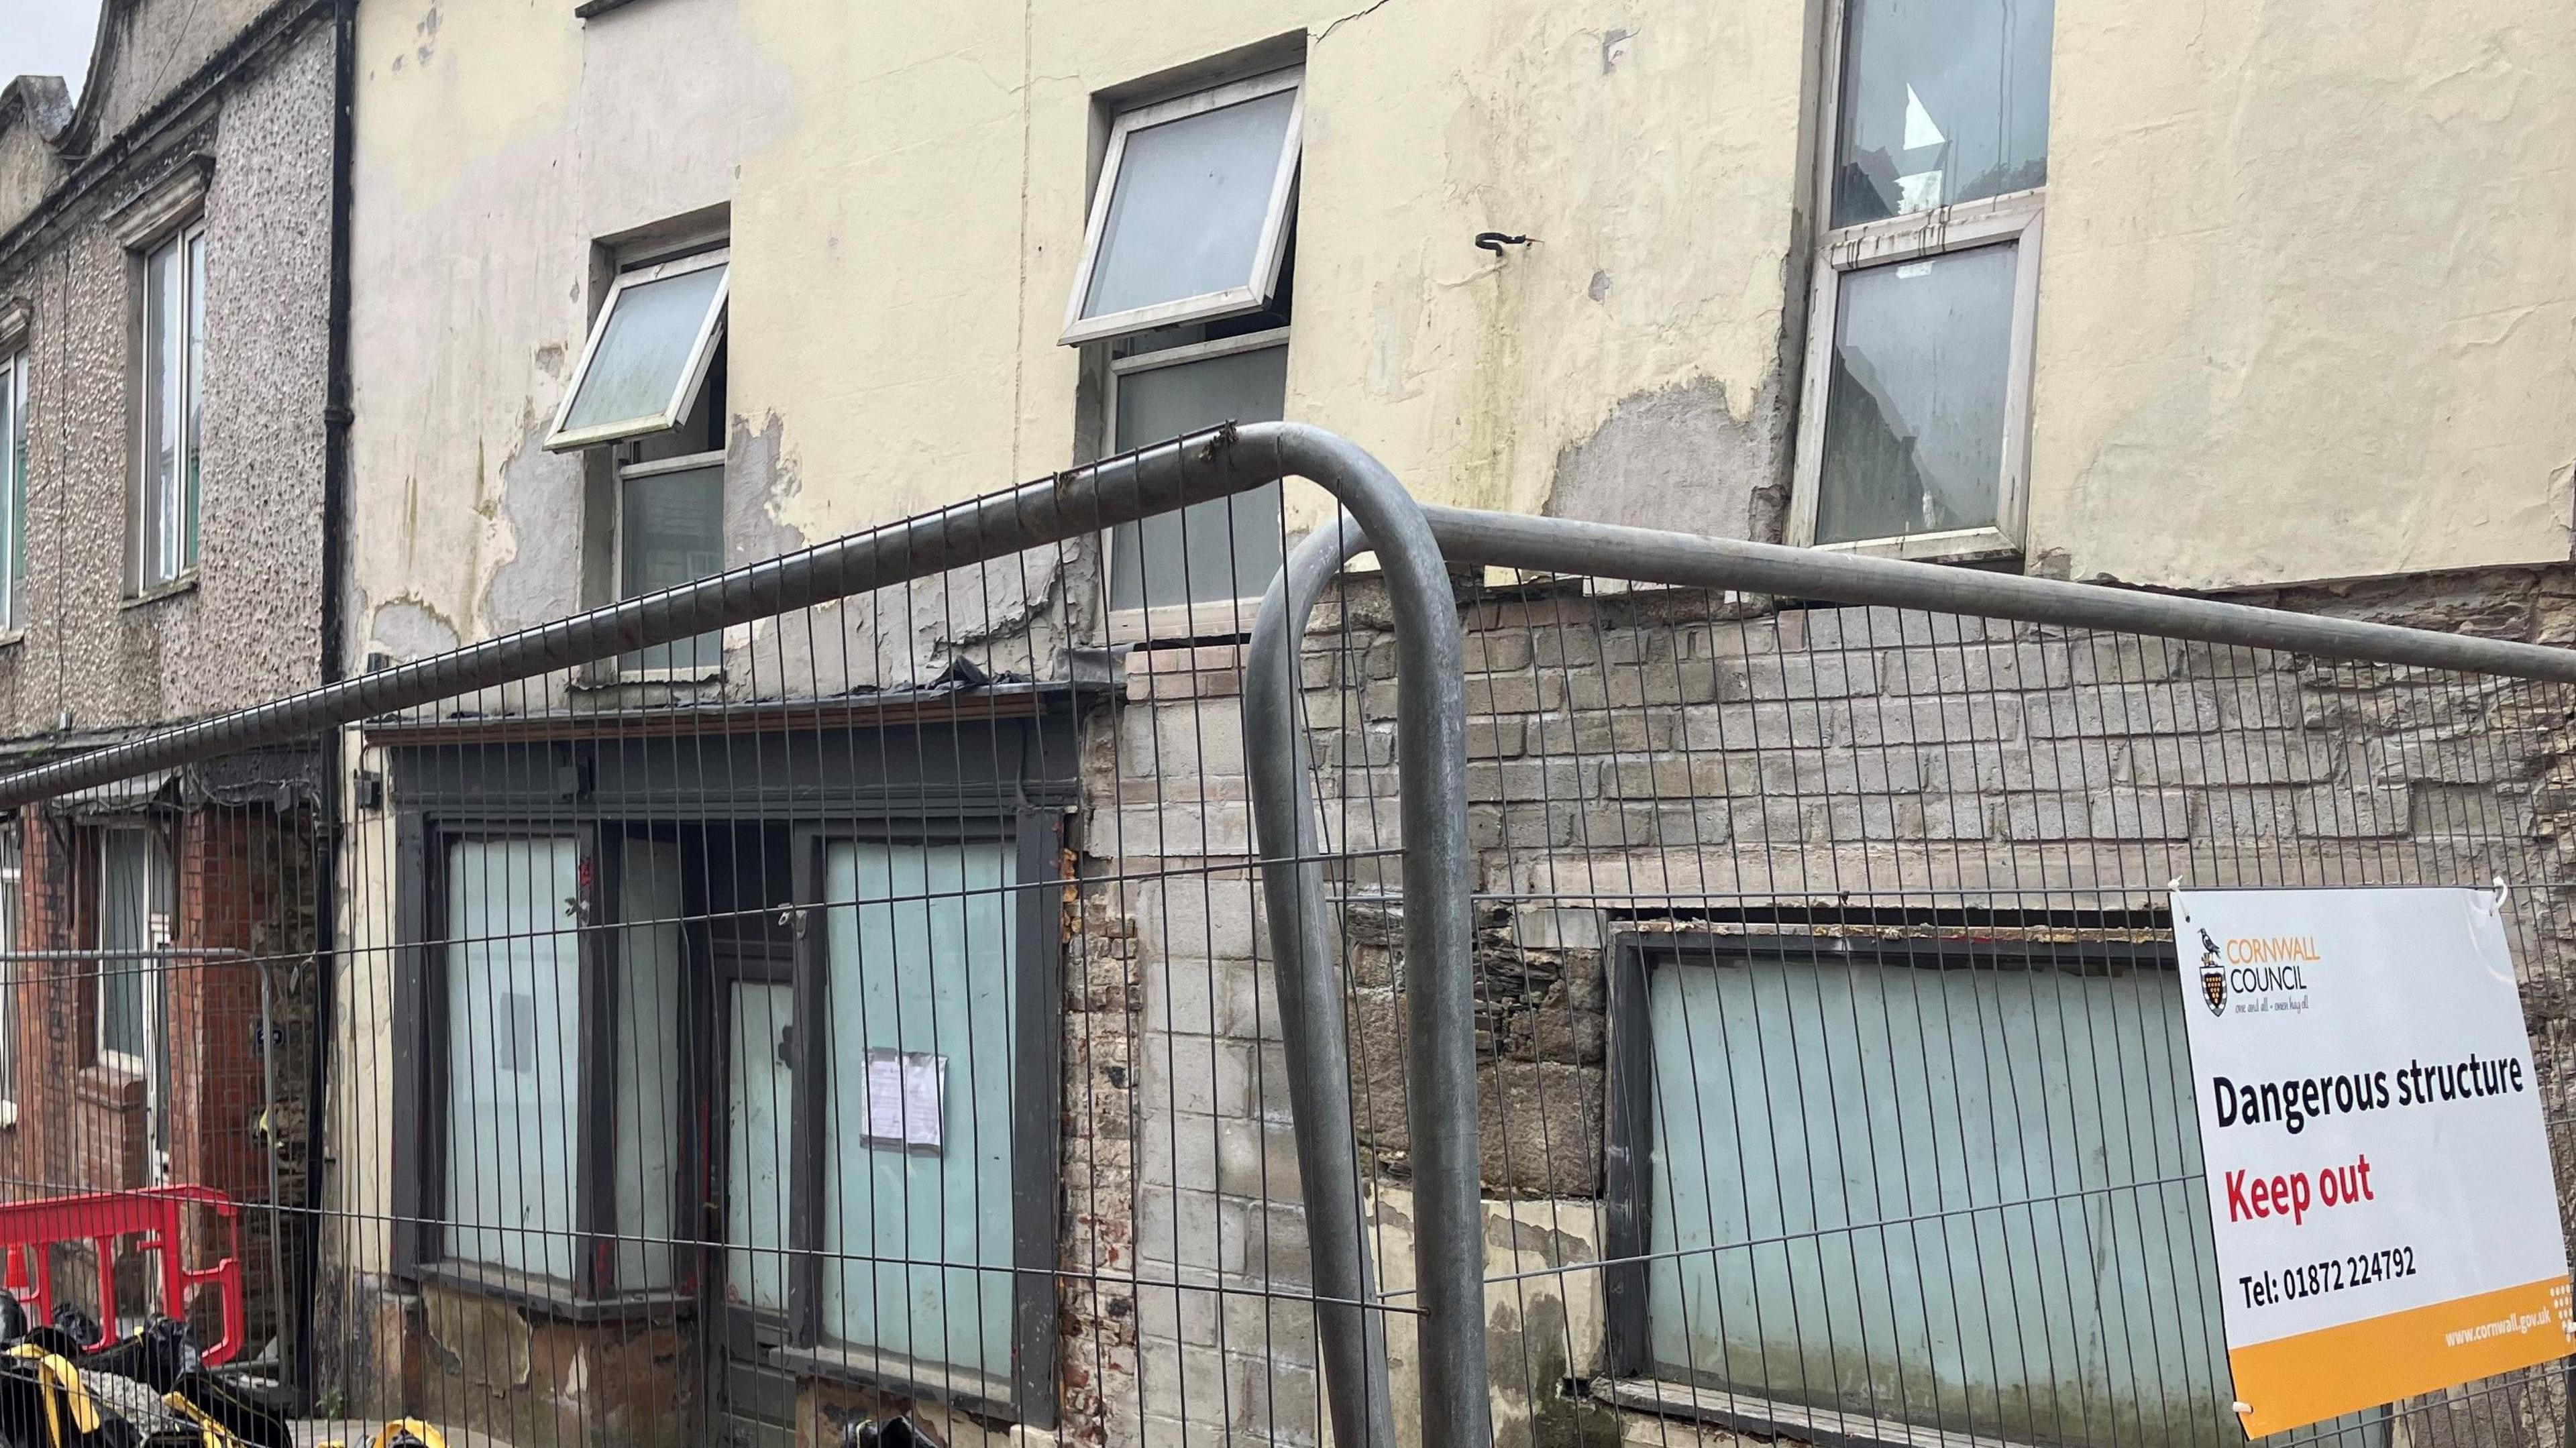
0,1186,244,1363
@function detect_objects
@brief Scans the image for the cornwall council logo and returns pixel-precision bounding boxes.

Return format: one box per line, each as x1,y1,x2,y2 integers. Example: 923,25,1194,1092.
2198,928,2226,1016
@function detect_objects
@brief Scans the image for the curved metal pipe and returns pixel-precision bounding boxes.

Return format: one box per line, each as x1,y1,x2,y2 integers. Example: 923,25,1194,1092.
1243,453,1483,1448
1244,513,1396,1448
1419,506,2576,685
0,423,1334,809
0,423,1490,1448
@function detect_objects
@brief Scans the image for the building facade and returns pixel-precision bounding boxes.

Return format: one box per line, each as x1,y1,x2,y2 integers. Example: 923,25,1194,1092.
0,0,341,1384
313,1,2576,1447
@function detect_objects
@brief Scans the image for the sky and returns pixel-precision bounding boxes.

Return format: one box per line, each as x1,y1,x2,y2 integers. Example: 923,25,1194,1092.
0,1,107,100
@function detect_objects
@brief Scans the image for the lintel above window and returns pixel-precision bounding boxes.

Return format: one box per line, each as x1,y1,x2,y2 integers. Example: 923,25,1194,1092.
1059,68,1303,347
545,247,730,453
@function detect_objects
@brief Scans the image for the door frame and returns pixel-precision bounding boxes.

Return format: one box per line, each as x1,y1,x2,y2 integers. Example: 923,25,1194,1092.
785,813,1062,1425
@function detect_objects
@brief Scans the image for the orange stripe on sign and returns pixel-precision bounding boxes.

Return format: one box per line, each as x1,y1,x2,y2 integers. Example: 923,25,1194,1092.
2231,1277,2575,1437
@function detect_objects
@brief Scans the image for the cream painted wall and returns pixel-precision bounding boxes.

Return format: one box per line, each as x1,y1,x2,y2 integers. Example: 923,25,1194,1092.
2024,0,2576,590
350,0,2576,651
348,0,1814,653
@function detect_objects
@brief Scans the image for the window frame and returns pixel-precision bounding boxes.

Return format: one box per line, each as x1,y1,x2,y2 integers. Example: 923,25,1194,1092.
93,823,172,1081
773,818,1061,1423
391,807,1065,1424
0,348,25,635
1101,325,1292,644
0,821,21,1128
543,247,732,454
132,221,205,596
1786,0,2048,564
405,820,701,1309
1600,930,2207,1439
610,447,729,680
1058,68,1305,347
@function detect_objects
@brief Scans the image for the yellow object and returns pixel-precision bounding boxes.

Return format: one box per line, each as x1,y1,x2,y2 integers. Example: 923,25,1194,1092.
371,1419,451,1448
162,1390,242,1448
4,1345,101,1445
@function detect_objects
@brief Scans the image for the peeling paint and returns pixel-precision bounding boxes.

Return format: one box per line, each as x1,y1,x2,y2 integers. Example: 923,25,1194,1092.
1544,374,1790,543
367,598,462,661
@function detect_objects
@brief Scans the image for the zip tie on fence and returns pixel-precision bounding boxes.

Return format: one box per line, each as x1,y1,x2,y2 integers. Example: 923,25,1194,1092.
2492,876,2512,913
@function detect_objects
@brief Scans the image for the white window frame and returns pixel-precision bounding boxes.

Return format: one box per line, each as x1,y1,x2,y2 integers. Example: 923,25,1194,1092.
1058,68,1305,347
1102,326,1291,644
612,447,729,680
544,247,731,453
0,349,25,636
1786,0,2047,564
94,825,171,1185
134,221,205,594
0,824,19,1128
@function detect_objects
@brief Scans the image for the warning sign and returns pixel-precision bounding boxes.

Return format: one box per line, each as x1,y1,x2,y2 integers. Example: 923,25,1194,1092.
2171,887,2572,1436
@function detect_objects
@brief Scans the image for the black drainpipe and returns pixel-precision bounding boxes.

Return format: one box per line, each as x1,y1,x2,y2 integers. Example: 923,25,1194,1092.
295,0,356,1415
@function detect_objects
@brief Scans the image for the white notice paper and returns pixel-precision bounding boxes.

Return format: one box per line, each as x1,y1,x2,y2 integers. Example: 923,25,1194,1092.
862,1048,946,1150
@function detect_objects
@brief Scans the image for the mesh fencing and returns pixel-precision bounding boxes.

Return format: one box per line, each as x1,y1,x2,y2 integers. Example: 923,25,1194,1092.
0,471,2569,1448
1291,563,2576,1448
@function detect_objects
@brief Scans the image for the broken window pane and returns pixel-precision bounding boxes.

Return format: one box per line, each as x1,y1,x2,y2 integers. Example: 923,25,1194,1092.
1108,341,1288,612
1075,85,1299,330
553,257,728,447
620,463,724,671
1815,243,2016,546
1833,0,2053,227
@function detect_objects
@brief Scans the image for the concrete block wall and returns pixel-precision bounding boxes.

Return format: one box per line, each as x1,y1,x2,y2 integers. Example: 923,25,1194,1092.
1071,643,1326,1448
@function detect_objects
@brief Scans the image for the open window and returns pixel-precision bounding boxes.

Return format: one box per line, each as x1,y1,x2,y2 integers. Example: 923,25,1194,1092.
1066,66,1302,641
545,247,730,453
1059,70,1303,347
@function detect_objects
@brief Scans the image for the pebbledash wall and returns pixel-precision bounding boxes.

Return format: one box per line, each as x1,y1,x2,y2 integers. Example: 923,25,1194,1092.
0,0,335,1370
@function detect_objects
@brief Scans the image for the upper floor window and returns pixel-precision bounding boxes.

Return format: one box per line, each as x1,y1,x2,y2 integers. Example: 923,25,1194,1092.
547,244,730,675
1064,68,1303,639
544,247,729,453
137,224,205,592
0,349,25,631
1788,0,2052,562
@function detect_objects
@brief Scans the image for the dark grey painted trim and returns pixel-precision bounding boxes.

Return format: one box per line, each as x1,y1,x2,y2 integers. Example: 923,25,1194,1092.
1597,928,2179,1380
1010,812,1063,1429
1600,936,1654,1379
786,826,828,1346
578,827,617,1300
781,816,1062,1425
387,810,428,1276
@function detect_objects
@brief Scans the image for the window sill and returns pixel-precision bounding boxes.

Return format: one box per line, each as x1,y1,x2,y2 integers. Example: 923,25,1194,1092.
75,1060,147,1109
1106,601,1265,648
123,575,199,610
1803,526,2020,567
0,630,23,651
571,666,727,690
1594,1376,2027,1448
413,1260,692,1323
767,1341,1018,1422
